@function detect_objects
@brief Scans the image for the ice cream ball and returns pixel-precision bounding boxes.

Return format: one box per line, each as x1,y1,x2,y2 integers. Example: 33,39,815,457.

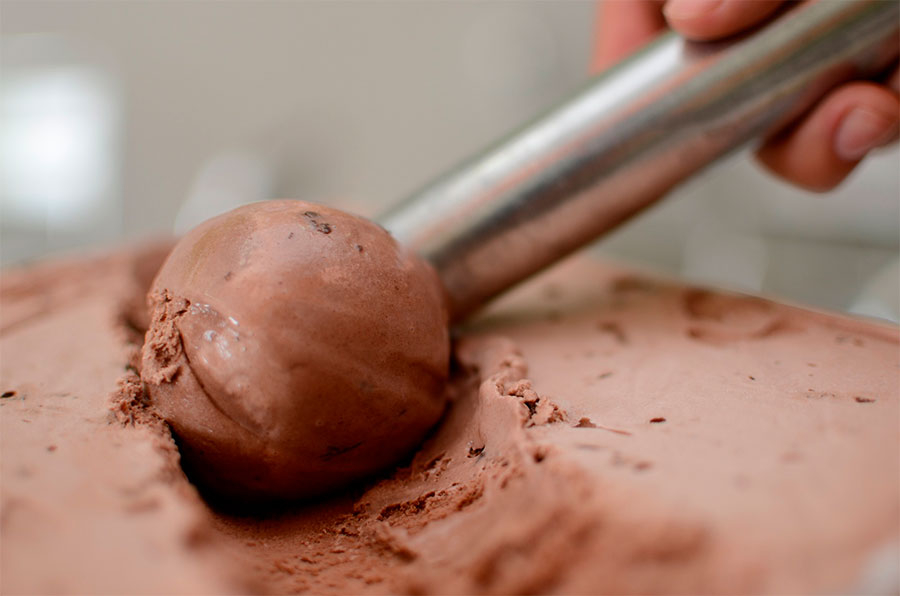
141,200,450,502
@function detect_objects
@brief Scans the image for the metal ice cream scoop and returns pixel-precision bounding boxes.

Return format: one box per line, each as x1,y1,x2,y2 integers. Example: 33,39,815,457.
380,0,899,321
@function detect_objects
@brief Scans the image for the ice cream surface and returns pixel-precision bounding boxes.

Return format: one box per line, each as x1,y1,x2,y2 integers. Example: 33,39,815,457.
1,240,898,594
141,201,450,501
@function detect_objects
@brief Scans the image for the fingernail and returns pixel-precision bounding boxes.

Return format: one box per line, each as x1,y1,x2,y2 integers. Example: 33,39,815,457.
834,107,898,162
664,0,723,20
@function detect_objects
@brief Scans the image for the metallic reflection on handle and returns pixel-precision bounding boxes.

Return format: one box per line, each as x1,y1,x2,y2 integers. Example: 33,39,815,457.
380,0,899,321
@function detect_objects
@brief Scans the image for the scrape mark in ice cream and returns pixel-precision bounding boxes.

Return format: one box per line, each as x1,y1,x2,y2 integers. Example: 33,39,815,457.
683,290,794,345
683,289,768,321
423,452,446,471
378,491,437,521
503,379,567,427
596,321,627,344
575,443,604,451
421,453,451,480
574,418,631,435
320,442,364,462
602,426,631,436
371,524,418,561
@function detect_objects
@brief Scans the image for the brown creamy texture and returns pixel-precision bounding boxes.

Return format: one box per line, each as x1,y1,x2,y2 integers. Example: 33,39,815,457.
141,201,449,501
1,241,898,594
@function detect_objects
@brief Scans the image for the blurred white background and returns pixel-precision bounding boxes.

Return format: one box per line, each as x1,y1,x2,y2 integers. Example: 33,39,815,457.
1,1,898,320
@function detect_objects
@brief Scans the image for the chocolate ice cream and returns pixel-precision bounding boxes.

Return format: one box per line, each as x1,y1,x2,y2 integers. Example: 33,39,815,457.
141,201,449,501
1,240,897,594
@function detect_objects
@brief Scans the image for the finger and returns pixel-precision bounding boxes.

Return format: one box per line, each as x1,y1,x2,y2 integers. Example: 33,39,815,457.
663,0,783,41
591,0,666,73
756,82,900,192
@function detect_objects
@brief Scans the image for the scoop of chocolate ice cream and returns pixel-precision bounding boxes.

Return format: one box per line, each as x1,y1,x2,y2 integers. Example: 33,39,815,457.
141,200,449,502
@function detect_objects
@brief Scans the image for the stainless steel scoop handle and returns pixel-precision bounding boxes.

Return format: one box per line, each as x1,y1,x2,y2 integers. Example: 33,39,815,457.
380,0,899,321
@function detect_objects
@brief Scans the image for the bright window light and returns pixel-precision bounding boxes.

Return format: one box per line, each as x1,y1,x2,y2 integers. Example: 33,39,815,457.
1,66,117,228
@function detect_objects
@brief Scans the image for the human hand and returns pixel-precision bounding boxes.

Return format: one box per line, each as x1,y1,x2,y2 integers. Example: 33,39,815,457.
591,0,899,191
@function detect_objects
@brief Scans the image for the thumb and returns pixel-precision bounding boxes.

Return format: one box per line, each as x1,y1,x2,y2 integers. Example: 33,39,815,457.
592,0,667,73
